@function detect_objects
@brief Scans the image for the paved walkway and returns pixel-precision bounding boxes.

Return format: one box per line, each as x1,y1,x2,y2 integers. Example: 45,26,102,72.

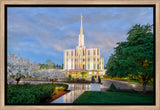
51,84,91,103
13,80,153,92
101,79,153,91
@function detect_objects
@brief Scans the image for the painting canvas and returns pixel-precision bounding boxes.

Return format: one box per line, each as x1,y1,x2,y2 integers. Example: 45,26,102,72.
5,5,155,105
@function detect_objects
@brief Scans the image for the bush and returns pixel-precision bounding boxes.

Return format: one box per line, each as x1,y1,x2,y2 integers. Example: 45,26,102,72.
107,83,117,92
103,75,112,79
81,78,85,81
81,72,87,78
7,83,68,104
66,77,89,83
107,83,139,94
54,83,69,91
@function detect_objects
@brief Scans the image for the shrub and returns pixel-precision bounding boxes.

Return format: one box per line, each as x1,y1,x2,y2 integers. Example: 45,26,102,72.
103,75,113,79
107,83,138,94
76,78,80,81
54,83,69,91
107,83,117,92
7,83,68,104
66,77,89,83
81,78,85,81
81,72,87,78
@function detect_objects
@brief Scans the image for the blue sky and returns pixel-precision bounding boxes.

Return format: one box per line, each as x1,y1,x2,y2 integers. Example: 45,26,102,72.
7,7,153,65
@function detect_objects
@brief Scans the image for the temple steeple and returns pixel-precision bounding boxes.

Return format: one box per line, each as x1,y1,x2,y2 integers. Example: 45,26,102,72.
64,14,104,76
80,14,83,34
79,14,84,46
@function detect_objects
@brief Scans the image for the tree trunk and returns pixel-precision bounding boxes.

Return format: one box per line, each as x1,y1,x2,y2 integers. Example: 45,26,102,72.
143,82,146,94
16,77,21,85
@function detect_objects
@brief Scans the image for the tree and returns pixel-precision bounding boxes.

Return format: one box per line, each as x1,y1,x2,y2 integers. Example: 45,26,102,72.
62,64,64,69
39,59,57,69
40,69,67,83
104,64,107,69
46,59,52,65
106,54,121,77
46,59,53,69
7,54,39,84
39,64,46,69
106,24,154,93
52,63,56,68
29,62,40,78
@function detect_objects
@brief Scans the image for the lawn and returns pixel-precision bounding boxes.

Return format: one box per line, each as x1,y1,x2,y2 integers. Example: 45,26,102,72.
73,91,154,104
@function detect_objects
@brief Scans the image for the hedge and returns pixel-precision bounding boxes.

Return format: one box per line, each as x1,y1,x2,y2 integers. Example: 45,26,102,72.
7,83,68,104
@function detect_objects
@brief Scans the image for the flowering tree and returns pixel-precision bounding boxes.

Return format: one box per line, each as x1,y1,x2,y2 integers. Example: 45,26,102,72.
28,62,40,79
7,54,39,84
40,69,67,83
56,70,67,81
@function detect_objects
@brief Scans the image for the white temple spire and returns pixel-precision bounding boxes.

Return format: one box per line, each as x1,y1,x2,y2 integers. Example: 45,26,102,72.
79,14,84,46
80,14,83,34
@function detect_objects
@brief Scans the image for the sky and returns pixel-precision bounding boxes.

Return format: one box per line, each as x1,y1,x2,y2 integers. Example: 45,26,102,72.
7,7,153,65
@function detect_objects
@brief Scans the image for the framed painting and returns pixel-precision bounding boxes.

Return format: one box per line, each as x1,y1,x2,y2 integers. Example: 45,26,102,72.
0,0,160,110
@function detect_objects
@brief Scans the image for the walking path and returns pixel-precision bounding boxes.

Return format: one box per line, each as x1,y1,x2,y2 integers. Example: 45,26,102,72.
15,80,153,103
101,79,153,91
51,84,90,103
51,79,154,104
17,80,153,92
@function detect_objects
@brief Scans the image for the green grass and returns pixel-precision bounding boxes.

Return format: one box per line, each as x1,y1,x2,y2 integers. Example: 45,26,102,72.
73,91,154,104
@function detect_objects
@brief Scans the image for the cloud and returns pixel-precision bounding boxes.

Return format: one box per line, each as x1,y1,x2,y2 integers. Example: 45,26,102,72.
7,7,153,64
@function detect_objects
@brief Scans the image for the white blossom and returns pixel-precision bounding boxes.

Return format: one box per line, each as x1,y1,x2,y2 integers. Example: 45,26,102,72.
40,69,67,81
7,54,39,83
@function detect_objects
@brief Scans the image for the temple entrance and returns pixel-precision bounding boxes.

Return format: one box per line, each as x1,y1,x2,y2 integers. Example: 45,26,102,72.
65,70,102,80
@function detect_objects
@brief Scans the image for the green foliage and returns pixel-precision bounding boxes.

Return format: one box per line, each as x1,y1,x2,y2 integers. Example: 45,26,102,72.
106,54,120,77
39,64,46,69
54,83,69,91
7,83,68,104
104,64,107,69
46,59,52,65
52,83,68,94
39,59,61,69
102,76,153,86
106,24,154,93
52,63,56,68
127,24,153,41
81,72,87,78
103,75,112,79
107,83,137,93
66,77,89,83
107,83,117,92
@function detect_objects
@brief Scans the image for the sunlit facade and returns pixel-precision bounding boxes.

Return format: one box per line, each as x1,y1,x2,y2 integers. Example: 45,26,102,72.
64,15,104,78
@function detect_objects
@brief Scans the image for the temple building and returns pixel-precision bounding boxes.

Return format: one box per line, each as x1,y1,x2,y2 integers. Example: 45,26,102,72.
64,15,104,78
